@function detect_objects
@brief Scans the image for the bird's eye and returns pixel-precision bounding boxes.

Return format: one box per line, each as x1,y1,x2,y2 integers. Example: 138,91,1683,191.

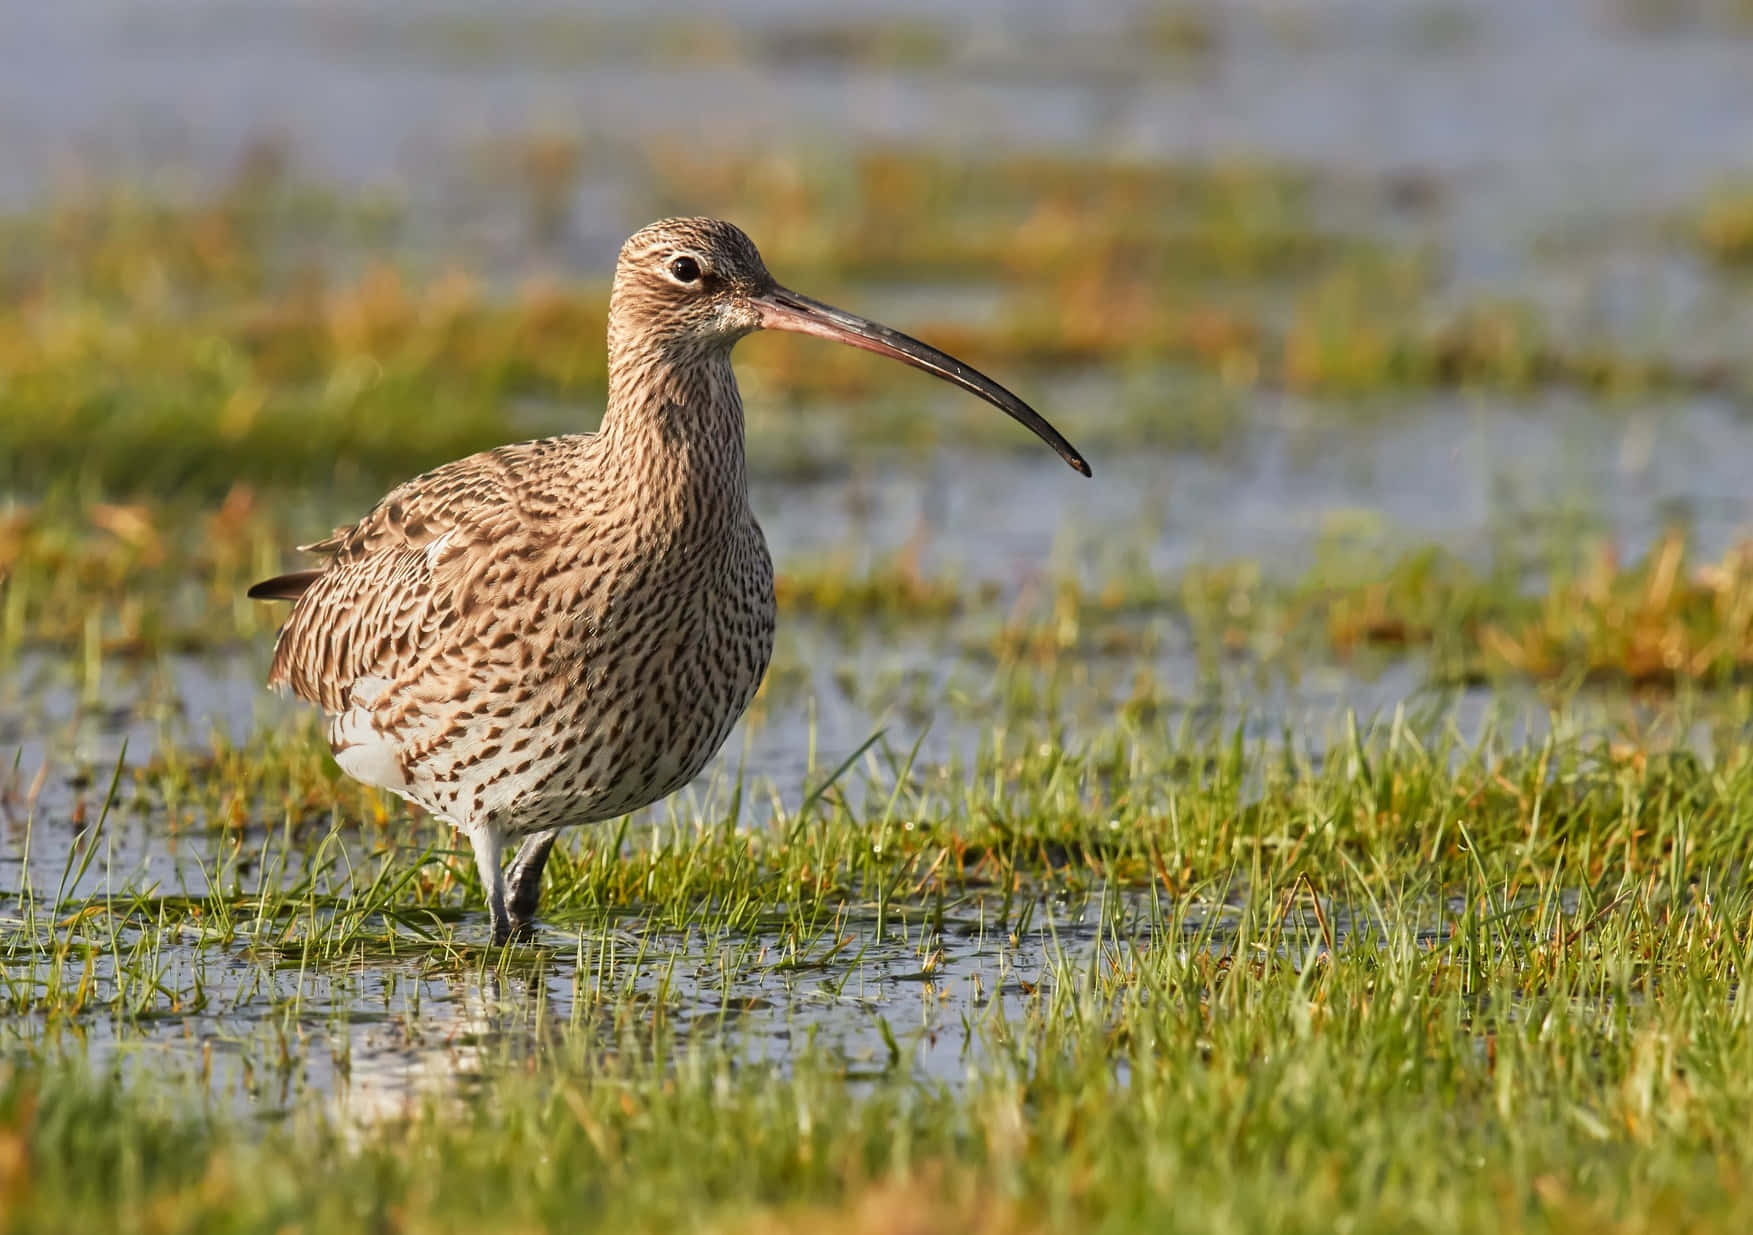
669,255,702,284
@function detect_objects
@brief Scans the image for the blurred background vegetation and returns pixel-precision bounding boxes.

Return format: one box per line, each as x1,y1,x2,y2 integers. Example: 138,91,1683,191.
9,0,1753,685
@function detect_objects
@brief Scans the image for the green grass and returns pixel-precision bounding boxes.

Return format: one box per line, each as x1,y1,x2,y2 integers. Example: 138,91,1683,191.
11,490,1753,696
8,139,1753,1234
0,149,1733,501
6,713,1753,1232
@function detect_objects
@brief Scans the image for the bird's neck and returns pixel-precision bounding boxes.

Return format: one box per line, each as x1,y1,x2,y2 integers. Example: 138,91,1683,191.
600,342,751,543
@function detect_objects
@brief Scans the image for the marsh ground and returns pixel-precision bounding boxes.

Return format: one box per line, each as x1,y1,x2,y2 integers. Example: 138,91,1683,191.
8,2,1753,1232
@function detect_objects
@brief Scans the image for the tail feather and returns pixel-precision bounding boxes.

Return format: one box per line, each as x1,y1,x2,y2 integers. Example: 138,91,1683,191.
247,571,321,601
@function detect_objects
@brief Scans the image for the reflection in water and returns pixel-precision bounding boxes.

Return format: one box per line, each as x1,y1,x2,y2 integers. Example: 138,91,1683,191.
7,0,1753,1120
0,866,1225,1123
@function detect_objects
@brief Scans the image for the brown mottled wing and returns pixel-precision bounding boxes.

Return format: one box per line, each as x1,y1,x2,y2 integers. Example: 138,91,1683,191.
261,435,577,712
301,435,571,564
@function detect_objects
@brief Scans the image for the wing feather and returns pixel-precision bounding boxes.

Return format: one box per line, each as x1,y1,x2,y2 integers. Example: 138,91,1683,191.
302,436,563,562
256,434,582,712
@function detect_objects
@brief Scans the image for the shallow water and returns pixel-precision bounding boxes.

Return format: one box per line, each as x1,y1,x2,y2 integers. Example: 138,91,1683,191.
750,390,1753,579
1,837,1375,1128
8,0,1753,1117
6,380,1750,1112
11,1,1753,228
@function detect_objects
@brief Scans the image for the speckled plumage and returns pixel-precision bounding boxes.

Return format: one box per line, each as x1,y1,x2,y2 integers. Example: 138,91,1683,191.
252,217,1088,942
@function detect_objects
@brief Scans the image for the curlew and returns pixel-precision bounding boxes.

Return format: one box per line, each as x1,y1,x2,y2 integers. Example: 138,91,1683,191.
249,218,1089,942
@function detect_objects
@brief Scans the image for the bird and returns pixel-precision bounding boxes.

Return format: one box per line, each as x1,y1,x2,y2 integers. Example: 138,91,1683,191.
248,217,1089,943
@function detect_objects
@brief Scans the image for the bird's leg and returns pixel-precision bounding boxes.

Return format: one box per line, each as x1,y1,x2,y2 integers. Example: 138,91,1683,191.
506,828,560,925
466,826,515,944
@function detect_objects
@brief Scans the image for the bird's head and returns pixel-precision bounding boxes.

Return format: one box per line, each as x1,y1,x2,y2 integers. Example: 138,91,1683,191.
612,217,776,349
610,216,1091,476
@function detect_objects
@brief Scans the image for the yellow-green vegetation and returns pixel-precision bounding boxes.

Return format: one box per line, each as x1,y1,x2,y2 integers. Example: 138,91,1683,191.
10,136,1753,1235
1613,0,1753,37
0,490,286,657
11,490,1753,694
1694,181,1753,266
0,149,1731,505
1272,528,1753,687
0,184,603,494
7,718,1753,1231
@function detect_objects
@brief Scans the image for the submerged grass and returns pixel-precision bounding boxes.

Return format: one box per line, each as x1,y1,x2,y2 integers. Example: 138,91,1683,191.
11,887,1753,1235
5,715,1753,1231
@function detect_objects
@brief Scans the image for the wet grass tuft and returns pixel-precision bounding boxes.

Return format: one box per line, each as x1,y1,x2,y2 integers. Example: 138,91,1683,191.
8,134,1753,1235
7,716,1753,1231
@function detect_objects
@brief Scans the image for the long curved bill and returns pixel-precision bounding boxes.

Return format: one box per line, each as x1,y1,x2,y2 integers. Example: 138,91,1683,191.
755,286,1092,477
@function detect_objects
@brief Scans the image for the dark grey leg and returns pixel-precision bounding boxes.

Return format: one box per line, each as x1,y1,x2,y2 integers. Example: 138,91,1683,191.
467,827,516,945
505,828,561,925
